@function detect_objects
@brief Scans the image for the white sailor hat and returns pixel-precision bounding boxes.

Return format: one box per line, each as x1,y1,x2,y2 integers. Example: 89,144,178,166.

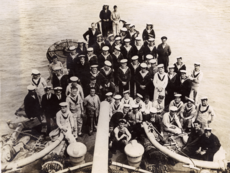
54,87,63,90
104,60,112,67
150,107,157,114
146,23,153,25
124,22,130,26
157,64,164,68
132,104,139,109
70,76,79,82
194,62,201,66
140,63,147,68
129,24,135,28
131,56,138,61
168,65,174,69
108,34,114,38
123,104,130,108
120,59,128,63
204,127,212,131
123,90,130,94
148,38,155,42
97,34,103,37
136,93,143,98
115,37,121,41
31,69,40,75
78,54,86,59
90,64,98,68
27,85,36,90
149,59,157,64
68,46,77,51
185,97,195,103
59,102,68,107
115,45,121,51
135,37,142,41
169,106,178,112
105,92,113,97
102,46,109,51
146,54,153,60
177,57,182,59
44,86,52,90
87,47,94,51
120,28,127,32
180,70,187,74
53,66,62,71
124,38,131,43
174,93,182,97
114,94,122,100
201,96,208,100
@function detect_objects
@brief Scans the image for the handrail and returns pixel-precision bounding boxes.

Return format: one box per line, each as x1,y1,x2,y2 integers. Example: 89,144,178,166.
92,101,110,173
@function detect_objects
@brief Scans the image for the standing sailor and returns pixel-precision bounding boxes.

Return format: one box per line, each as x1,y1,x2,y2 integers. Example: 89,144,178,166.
195,97,215,129
152,95,165,115
65,76,84,100
31,69,47,103
189,62,203,103
83,22,101,47
66,86,84,137
48,55,65,81
121,38,134,65
111,36,122,53
142,23,155,42
121,90,134,109
85,47,98,66
105,34,115,53
111,5,120,36
110,95,124,117
93,34,105,57
98,46,113,69
53,87,67,115
112,45,124,81
52,66,69,93
153,64,168,104
157,36,171,72
148,59,158,101
55,102,75,144
143,38,157,59
76,40,87,56
174,57,186,77
169,93,184,117
66,46,78,76
133,37,144,63
129,56,141,98
99,5,112,37
120,28,130,45
129,24,139,46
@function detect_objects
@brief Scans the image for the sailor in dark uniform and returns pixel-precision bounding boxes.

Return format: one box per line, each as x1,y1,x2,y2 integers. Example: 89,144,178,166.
84,76,101,100
135,63,151,98
93,34,105,57
111,36,122,53
117,59,131,95
175,70,192,103
89,64,102,87
174,57,186,77
52,66,69,93
120,38,134,65
76,40,87,56
142,23,155,42
165,65,178,106
85,47,98,66
133,37,144,63
99,5,112,37
105,34,115,54
53,87,66,115
128,24,139,46
157,36,171,73
41,86,56,134
98,46,113,69
66,46,78,76
119,27,131,45
129,56,141,98
143,38,157,60
83,22,101,47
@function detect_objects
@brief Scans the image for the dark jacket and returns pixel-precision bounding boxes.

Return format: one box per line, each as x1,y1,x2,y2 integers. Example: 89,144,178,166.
41,93,56,118
53,94,67,114
174,63,186,77
142,28,155,41
98,53,113,69
52,74,69,93
83,28,101,47
120,45,135,65
74,62,90,87
133,45,145,63
93,41,106,57
143,45,157,59
24,93,42,120
175,77,192,102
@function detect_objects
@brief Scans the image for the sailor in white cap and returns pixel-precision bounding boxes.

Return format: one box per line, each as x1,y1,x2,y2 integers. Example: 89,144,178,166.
175,70,192,103
48,55,65,81
169,93,184,116
65,76,84,99
53,87,67,114
105,92,114,105
129,55,141,98
66,85,84,137
143,37,157,59
83,22,101,47
110,95,124,117
86,47,98,66
145,54,153,69
76,39,87,55
121,90,134,109
67,45,78,76
180,97,197,132
52,66,69,93
94,33,105,57
55,102,76,143
133,36,144,63
152,95,165,115
98,46,113,68
120,27,130,44
105,34,115,53
142,23,155,42
148,107,163,134
189,62,203,103
195,96,215,129
31,69,47,104
157,36,171,72
174,57,186,76
165,65,177,106
112,45,124,77
121,38,134,64
162,106,182,134
100,60,116,99
142,95,153,118
133,93,145,113
153,64,168,104
135,62,151,98
117,59,131,95
128,24,139,46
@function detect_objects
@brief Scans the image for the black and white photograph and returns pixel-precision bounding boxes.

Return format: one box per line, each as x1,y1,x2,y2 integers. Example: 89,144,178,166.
1,0,230,172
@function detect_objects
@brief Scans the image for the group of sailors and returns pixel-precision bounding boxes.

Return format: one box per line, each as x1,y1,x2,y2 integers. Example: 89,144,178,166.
21,6,221,162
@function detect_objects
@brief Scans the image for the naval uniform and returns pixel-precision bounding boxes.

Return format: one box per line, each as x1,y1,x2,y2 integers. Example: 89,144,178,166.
99,7,112,37
189,70,203,103
117,67,131,95
165,72,177,106
153,72,168,104
98,53,113,69
121,97,134,109
129,62,141,98
152,100,165,115
135,70,151,98
148,66,158,101
180,103,197,129
120,45,134,65
196,104,215,129
133,45,145,63
175,76,192,103
65,83,84,100
52,74,69,94
162,112,182,134
174,62,186,77
74,62,90,91
31,77,47,104
67,53,78,76
85,54,98,66
143,45,157,60
157,43,171,72
110,102,124,117
83,28,101,47
142,28,155,41
93,41,106,57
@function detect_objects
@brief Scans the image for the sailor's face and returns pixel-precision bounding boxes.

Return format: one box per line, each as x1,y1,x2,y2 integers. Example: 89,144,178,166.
187,101,193,107
136,40,141,45
109,36,115,41
80,58,85,64
97,37,102,42
170,111,176,116
133,108,138,113
103,50,108,55
201,99,208,106
124,93,129,99
53,58,58,63
149,41,154,46
70,49,76,55
90,80,96,85
104,65,110,71
90,89,96,96
91,23,95,30
79,43,83,47
130,27,135,32
123,107,129,113
114,7,117,12
150,113,156,122
145,98,149,103
91,67,98,73
205,131,211,138
71,89,78,96
141,68,146,73
115,40,121,44
30,90,36,94
181,73,186,79
88,51,93,56
61,106,67,113
136,97,141,102
121,63,127,68
115,99,120,104
162,39,167,44
121,31,126,36
175,97,181,103
151,63,156,67
194,123,200,130
132,60,138,65
114,49,119,54
46,89,52,94
147,25,151,30
195,65,200,71
55,70,62,75
177,58,182,63
158,67,164,73
72,82,78,86
119,122,125,128
125,42,130,46
56,90,62,95
169,68,174,73
32,74,39,79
